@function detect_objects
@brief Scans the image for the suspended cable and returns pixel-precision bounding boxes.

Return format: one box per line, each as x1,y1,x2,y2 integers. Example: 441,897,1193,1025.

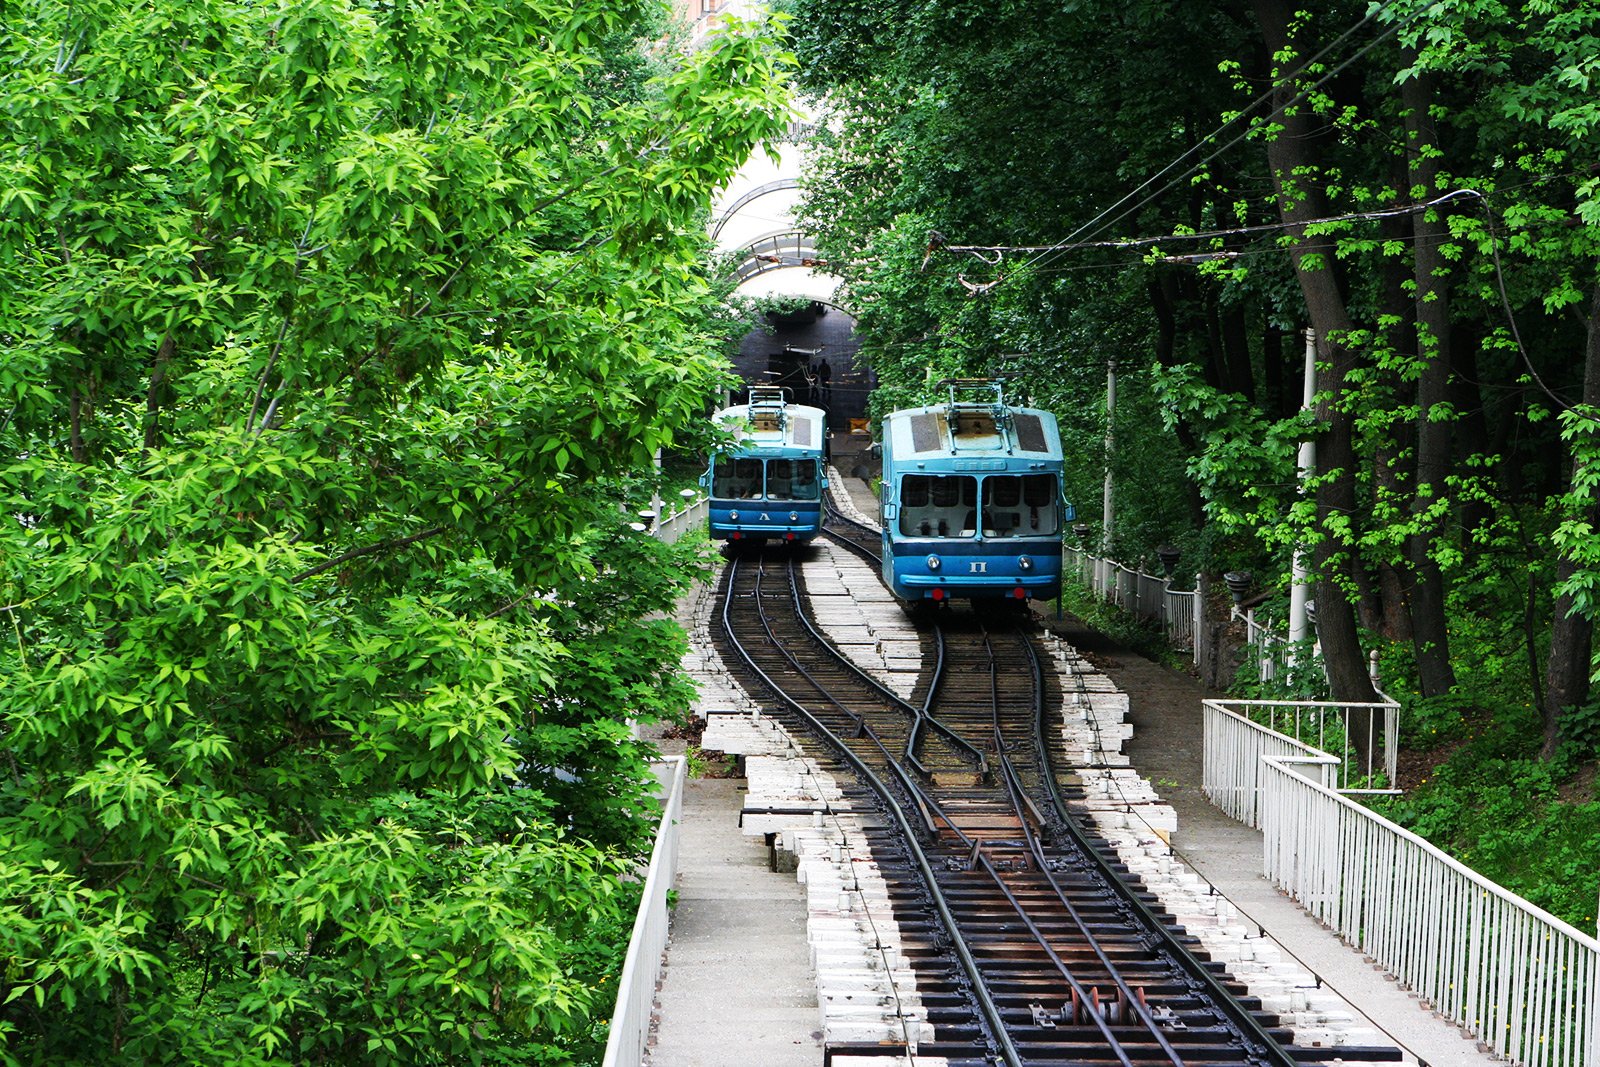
948,0,1427,287
1020,2,1397,264
941,188,1480,263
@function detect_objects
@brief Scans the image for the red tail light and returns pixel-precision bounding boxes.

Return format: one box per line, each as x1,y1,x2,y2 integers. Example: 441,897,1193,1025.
1012,587,1026,599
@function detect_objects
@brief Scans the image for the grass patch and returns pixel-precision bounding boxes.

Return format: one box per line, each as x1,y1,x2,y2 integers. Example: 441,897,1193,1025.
1373,747,1600,930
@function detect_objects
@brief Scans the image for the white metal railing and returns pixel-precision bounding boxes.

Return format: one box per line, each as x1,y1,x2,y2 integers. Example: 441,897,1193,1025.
1063,546,1201,661
1201,698,1399,827
1260,753,1600,1067
601,756,688,1067
1164,587,1195,647
1236,607,1296,682
653,495,708,544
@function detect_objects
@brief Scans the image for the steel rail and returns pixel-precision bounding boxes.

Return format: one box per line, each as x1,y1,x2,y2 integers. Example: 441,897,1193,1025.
922,612,1300,1064
884,757,1145,1067
724,534,1321,1065
969,843,1139,1067
792,632,1146,1065
974,623,1185,1065
909,622,949,772
718,551,1025,1067
821,495,884,564
780,557,945,778
735,558,936,1054
819,495,980,773
994,757,1189,1066
783,552,988,775
875,617,1158,1065
1024,633,1302,1067
822,551,1300,1062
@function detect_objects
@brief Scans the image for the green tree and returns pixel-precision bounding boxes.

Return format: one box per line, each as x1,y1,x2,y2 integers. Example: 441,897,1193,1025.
0,0,790,1061
789,0,1598,711
791,0,1243,553
791,0,1600,926
1380,0,1600,755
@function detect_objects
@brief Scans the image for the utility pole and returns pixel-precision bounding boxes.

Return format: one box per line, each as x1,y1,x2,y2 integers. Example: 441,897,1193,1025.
1102,356,1116,556
1288,329,1316,657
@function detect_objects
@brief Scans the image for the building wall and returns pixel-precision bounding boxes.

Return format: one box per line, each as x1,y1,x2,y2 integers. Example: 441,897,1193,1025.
732,304,868,430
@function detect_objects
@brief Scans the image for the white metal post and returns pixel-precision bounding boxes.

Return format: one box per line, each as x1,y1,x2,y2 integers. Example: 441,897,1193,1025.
1103,357,1115,555
652,447,663,522
1193,575,1203,666
1288,328,1317,657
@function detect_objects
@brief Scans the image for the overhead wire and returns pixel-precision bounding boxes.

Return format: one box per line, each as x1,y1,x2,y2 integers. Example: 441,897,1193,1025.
1474,193,1582,414
943,0,1428,292
1021,3,1429,279
1013,2,1398,273
944,188,1483,261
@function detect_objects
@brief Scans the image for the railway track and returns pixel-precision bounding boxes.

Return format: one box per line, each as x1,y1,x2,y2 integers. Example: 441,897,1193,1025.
709,506,1402,1066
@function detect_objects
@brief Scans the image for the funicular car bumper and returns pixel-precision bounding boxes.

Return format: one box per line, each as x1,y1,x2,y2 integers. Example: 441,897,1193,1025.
709,502,822,541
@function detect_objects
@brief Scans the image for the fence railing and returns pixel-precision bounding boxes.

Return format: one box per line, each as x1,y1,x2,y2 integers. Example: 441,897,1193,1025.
1063,546,1200,662
1063,547,1351,688
653,495,708,544
1236,606,1294,682
601,756,688,1067
1261,752,1600,1067
1201,698,1400,827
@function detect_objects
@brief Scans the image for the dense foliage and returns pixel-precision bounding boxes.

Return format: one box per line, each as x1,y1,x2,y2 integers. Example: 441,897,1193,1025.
788,0,1600,926
0,0,789,1061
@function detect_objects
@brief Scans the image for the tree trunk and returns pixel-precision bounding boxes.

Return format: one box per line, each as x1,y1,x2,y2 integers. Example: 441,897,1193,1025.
1401,65,1459,698
1254,0,1379,710
69,388,88,465
1452,324,1494,538
1372,206,1416,642
1220,300,1255,404
1149,277,1210,529
1263,320,1289,418
1542,281,1600,757
142,333,176,454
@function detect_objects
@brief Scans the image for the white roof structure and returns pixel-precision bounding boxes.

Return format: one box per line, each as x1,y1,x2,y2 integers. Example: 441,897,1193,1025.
683,3,843,304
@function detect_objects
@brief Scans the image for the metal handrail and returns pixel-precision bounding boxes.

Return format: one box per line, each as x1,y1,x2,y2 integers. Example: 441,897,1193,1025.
732,230,819,282
710,177,799,242
595,493,708,1059
1062,545,1200,659
1259,752,1600,1067
653,495,709,544
600,756,687,1067
1201,698,1399,827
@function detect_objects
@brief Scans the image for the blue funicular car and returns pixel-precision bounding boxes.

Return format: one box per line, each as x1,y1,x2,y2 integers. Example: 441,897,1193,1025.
705,386,828,544
880,378,1069,601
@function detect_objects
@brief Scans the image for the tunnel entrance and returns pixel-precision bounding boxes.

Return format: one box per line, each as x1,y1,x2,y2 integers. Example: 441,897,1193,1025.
730,301,869,431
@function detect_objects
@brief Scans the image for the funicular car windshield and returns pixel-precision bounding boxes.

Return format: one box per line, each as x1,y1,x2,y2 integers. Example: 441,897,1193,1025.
712,457,763,499
898,473,1057,538
981,474,1059,537
767,459,820,501
714,457,820,501
898,474,977,538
